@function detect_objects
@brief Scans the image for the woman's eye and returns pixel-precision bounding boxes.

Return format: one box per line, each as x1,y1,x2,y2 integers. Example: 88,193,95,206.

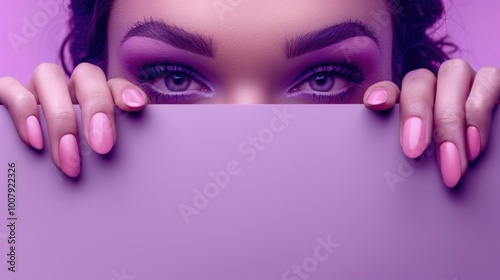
304,72,348,93
136,64,213,103
288,64,366,103
152,71,207,93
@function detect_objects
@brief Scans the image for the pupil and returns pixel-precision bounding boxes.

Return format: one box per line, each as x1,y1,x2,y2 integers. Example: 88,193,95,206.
173,74,184,85
315,75,327,85
308,73,335,92
165,72,192,92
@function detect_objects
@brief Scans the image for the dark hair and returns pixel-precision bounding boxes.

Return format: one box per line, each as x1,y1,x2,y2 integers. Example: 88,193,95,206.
61,0,456,85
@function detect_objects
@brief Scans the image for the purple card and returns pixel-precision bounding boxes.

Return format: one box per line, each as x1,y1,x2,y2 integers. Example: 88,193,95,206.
1,105,499,279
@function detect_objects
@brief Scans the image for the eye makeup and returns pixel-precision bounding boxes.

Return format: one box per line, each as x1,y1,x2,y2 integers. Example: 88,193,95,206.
132,61,368,104
136,63,214,104
119,31,380,104
290,64,366,88
119,36,219,104
286,63,366,103
281,36,381,104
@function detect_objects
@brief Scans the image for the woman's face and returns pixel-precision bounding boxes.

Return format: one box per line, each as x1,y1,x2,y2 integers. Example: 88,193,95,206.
107,0,394,104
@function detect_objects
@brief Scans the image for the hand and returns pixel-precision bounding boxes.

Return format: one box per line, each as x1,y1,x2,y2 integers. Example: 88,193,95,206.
363,59,500,188
0,63,148,178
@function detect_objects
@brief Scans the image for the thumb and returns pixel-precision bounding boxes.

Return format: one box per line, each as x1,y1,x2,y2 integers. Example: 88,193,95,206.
363,81,400,111
108,78,149,112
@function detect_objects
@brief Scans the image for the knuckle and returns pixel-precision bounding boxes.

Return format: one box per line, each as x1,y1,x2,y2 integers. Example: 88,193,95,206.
439,58,470,75
81,88,110,101
106,78,122,95
107,78,124,88
442,58,469,69
404,68,436,84
34,63,64,78
477,66,500,86
0,76,18,89
434,111,463,129
433,112,464,141
468,67,500,110
0,77,36,108
401,94,426,108
465,98,484,114
10,91,35,107
50,110,75,122
71,63,105,81
77,88,114,110
71,63,109,101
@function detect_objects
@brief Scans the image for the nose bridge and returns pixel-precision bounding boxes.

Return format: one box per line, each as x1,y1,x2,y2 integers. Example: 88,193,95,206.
212,34,284,104
221,77,278,104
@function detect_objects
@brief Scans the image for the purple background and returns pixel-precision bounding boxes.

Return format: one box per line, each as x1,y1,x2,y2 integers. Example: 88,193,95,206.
1,0,500,85
1,104,500,279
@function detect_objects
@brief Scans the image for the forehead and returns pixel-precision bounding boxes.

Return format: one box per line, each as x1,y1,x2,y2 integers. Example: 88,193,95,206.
108,0,393,85
110,0,390,42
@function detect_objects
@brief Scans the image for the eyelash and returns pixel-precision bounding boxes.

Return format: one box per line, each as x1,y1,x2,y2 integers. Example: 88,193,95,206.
288,64,366,103
135,62,365,104
136,64,212,103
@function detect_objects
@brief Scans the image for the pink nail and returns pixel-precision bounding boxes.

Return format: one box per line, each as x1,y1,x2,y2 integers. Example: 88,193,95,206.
122,88,145,107
89,112,114,154
367,89,389,106
466,126,481,161
439,142,461,188
402,117,426,158
25,115,44,150
59,134,80,178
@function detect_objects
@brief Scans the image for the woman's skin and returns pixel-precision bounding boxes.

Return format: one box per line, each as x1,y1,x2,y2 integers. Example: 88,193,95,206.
0,0,499,187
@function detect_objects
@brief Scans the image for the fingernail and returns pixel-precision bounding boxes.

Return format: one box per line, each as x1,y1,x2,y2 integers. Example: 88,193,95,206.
367,89,389,106
89,112,114,154
122,88,145,107
439,142,461,188
59,134,80,178
402,117,426,158
25,115,44,150
466,126,481,161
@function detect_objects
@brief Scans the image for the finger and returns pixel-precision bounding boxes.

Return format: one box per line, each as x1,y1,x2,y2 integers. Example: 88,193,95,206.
108,78,148,112
363,81,400,111
465,66,500,161
30,63,80,178
399,69,436,158
0,77,44,150
68,63,116,155
434,59,474,188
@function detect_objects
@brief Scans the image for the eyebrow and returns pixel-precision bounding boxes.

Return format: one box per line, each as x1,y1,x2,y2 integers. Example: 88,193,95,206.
122,19,215,58
284,21,379,59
